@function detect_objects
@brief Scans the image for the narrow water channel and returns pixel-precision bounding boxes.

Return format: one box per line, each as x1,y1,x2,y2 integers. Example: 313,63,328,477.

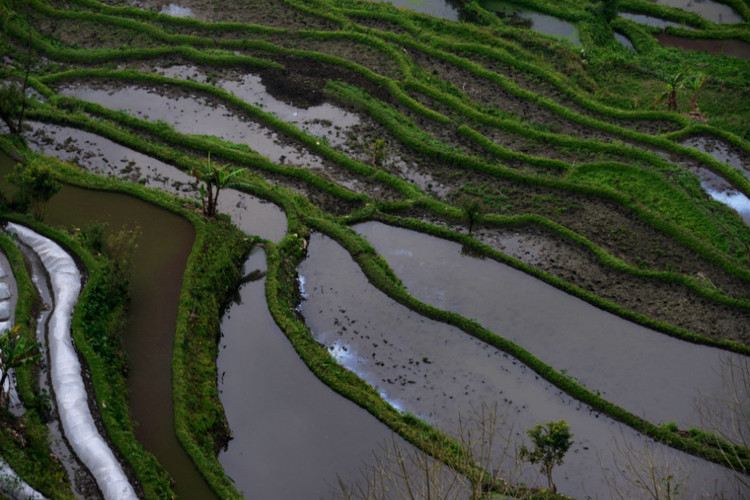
297,232,744,498
12,236,100,499
0,152,214,500
382,0,462,20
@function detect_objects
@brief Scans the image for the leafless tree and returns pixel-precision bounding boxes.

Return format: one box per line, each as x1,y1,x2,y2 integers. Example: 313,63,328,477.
335,404,533,500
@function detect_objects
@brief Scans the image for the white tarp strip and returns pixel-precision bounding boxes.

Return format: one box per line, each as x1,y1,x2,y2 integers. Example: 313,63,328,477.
7,223,138,500
0,458,46,500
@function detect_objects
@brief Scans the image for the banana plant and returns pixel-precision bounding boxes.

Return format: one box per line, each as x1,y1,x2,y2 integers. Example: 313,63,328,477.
688,74,706,112
0,325,41,409
191,153,246,217
652,71,688,111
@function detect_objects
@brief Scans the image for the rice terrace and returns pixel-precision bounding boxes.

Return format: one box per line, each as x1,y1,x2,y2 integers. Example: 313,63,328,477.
1,0,750,498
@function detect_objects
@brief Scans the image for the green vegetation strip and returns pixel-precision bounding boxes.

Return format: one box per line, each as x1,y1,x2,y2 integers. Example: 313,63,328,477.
171,203,254,499
329,80,750,275
3,19,282,69
1,142,256,498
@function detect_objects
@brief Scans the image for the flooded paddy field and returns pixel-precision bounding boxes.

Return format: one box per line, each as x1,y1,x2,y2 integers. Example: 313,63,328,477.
298,231,744,498
2,0,750,498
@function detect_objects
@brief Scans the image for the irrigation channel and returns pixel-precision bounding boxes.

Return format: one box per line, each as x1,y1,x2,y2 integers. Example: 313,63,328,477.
297,231,745,499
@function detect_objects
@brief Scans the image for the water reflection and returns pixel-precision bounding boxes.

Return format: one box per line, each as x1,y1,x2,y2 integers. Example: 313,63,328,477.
620,11,695,29
652,0,744,24
380,0,461,21
480,0,582,46
298,232,743,498
159,4,194,18
217,249,422,499
354,221,748,430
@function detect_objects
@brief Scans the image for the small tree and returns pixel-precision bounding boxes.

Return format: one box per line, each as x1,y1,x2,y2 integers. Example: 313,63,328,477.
367,138,389,168
519,420,574,493
0,325,41,409
458,194,485,235
191,153,245,217
8,160,60,220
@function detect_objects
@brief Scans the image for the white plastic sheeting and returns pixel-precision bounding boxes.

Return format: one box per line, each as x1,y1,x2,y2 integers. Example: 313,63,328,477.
0,458,46,500
7,223,138,500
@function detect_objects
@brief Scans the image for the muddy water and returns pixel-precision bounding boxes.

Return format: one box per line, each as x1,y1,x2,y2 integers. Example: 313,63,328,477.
355,221,748,431
655,32,750,59
56,82,369,193
160,4,195,18
151,65,361,150
26,121,288,241
298,232,742,498
681,135,750,178
651,0,745,24
381,0,461,20
620,12,694,29
0,163,212,499
217,248,421,499
480,0,582,46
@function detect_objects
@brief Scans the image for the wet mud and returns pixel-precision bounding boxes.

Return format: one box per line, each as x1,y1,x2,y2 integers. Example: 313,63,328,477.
480,0,582,46
55,78,403,201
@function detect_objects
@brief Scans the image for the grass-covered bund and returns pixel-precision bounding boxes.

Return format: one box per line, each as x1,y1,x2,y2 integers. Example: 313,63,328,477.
2,0,750,498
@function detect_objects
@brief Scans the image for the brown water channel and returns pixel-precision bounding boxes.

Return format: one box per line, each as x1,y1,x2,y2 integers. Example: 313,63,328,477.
298,231,743,498
217,248,422,499
57,81,371,194
655,32,750,59
0,153,214,499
